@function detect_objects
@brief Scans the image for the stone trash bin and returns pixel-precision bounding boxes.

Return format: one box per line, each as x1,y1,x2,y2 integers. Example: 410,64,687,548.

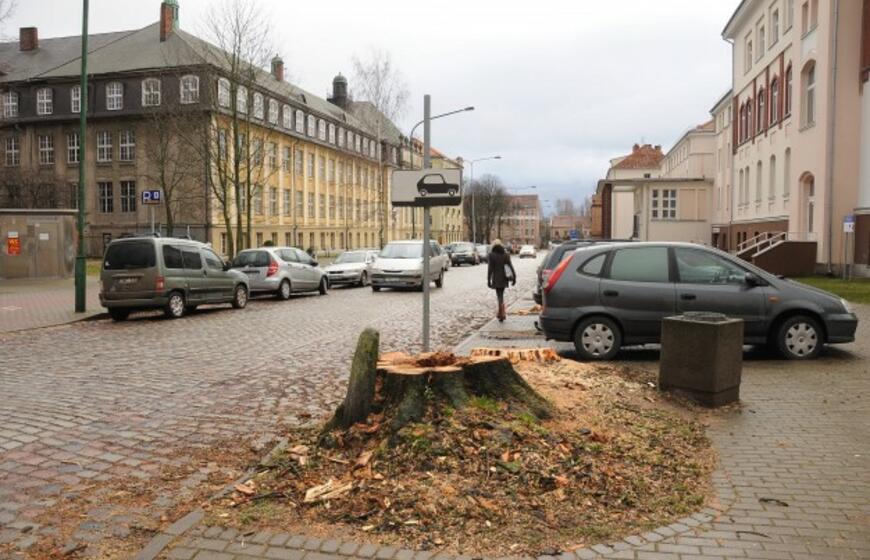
659,312,743,407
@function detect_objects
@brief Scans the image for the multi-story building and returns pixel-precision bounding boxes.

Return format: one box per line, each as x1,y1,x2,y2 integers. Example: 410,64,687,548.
0,2,420,258
711,90,734,250
495,194,541,247
721,0,866,273
550,214,582,241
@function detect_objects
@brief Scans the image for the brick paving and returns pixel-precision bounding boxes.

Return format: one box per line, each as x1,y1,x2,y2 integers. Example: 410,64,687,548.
0,277,102,333
0,260,534,557
153,294,870,559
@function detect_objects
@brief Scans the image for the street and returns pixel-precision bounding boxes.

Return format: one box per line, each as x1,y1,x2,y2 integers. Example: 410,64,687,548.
0,258,538,552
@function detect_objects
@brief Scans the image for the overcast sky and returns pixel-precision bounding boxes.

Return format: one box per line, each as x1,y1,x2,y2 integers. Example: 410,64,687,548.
5,0,739,213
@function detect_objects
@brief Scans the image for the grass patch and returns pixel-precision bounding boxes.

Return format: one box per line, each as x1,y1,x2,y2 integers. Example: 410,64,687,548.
469,396,500,413
86,259,102,277
791,276,870,305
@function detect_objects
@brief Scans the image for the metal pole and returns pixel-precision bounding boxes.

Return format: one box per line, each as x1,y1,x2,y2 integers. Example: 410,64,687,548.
470,161,475,243
422,94,431,352
74,0,89,313
150,206,155,234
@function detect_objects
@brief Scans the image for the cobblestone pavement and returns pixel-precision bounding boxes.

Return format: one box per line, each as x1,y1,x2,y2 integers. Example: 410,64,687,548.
0,277,102,333
0,258,537,557
158,296,870,560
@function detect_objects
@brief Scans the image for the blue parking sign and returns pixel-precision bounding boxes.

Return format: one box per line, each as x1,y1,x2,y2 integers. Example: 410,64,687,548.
142,190,162,205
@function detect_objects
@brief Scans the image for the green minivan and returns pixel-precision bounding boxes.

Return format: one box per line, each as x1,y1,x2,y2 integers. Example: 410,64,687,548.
99,236,250,321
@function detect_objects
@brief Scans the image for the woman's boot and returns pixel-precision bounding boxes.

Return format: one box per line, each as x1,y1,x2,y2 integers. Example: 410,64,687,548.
498,302,506,322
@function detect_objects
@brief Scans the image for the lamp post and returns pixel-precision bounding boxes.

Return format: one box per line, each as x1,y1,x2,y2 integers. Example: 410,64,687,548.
406,106,473,238
74,0,90,313
466,155,502,244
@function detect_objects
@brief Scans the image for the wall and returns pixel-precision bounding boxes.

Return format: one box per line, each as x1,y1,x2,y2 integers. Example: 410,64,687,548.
0,210,76,279
611,188,635,239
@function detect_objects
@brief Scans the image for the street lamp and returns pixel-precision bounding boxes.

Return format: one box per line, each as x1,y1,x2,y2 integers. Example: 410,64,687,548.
466,155,502,244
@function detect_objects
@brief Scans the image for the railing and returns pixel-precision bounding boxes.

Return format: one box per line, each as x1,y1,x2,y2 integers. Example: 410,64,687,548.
737,231,817,256
737,231,784,254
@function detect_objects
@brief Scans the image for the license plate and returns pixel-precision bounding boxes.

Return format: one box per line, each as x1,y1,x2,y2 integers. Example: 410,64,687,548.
118,278,137,285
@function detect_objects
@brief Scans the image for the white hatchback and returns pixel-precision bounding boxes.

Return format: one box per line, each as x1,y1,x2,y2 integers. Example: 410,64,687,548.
519,245,537,258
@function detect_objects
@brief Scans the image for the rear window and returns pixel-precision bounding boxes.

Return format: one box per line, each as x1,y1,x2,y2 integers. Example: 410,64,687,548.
232,250,270,267
103,241,156,270
579,253,607,276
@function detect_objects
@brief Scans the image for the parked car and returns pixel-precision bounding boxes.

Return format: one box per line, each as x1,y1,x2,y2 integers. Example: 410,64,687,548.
476,244,490,263
323,249,379,287
371,240,448,291
533,239,631,304
519,245,537,258
100,236,249,321
449,242,480,266
231,246,328,298
540,242,857,361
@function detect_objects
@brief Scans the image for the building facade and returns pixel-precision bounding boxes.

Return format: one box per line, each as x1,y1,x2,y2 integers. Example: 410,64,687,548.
495,194,541,247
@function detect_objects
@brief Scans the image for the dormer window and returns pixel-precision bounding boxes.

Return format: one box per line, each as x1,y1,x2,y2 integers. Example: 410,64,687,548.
236,85,248,114
141,78,161,107
282,104,292,129
70,86,81,113
268,99,279,124
180,75,199,104
2,91,18,118
218,78,231,107
317,119,326,141
37,88,53,115
107,82,124,110
295,110,304,133
338,127,345,147
253,92,264,119
307,114,316,137
328,123,336,144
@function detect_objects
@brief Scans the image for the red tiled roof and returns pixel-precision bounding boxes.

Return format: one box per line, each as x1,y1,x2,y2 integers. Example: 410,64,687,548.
612,143,665,170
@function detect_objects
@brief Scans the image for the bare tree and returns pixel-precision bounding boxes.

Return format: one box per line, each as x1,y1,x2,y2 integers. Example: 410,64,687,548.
462,174,509,243
0,0,16,36
351,48,409,247
554,198,579,216
0,168,75,209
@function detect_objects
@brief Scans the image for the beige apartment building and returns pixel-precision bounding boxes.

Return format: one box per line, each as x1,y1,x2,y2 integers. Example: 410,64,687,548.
495,194,541,247
711,90,735,250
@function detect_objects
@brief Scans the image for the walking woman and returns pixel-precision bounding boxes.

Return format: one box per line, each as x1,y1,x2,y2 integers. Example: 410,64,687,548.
487,239,516,322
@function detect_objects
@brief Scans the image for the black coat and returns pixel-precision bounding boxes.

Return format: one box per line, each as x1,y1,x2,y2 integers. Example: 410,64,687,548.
487,246,516,289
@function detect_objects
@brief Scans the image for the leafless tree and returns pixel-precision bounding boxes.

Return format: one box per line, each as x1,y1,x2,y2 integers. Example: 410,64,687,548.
0,0,16,36
0,168,75,209
351,48,409,247
554,198,580,216
462,174,509,244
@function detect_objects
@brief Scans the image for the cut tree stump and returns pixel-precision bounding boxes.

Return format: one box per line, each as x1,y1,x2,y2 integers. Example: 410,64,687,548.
323,333,554,438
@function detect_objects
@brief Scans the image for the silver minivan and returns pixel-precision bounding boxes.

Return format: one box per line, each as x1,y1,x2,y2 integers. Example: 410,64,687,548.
231,246,328,299
100,236,250,321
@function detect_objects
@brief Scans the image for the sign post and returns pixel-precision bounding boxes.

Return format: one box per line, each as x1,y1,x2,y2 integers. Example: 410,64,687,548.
422,95,432,352
74,0,89,313
843,215,856,280
142,189,163,235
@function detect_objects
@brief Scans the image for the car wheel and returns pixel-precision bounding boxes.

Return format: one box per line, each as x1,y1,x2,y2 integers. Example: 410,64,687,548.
231,284,248,309
165,292,185,319
318,277,329,295
372,285,381,292
573,316,621,361
277,279,291,300
435,271,444,288
108,308,130,321
776,315,823,359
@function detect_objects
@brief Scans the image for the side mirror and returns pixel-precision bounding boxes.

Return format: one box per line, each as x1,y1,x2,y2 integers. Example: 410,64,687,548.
744,272,764,287
312,260,319,267
223,261,231,271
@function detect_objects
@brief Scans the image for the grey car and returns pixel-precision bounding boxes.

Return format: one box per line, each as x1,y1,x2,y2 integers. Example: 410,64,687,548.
371,240,448,291
231,246,328,298
100,236,249,321
540,242,858,361
324,249,379,287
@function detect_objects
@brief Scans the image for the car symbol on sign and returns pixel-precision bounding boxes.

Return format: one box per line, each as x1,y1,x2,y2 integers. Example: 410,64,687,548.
416,173,459,197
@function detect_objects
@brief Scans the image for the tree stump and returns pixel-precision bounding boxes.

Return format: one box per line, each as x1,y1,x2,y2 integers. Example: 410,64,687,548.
323,332,553,438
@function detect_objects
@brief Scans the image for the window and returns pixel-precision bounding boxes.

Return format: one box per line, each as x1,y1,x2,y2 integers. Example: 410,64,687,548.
256,232,263,247
237,85,248,114
355,135,362,153
757,88,766,131
180,75,199,104
218,129,228,161
282,104,292,129
97,131,113,162
253,185,263,215
98,182,113,213
608,247,670,283
579,253,606,276
770,79,780,124
307,115,316,137
252,138,263,166
38,134,54,165
329,195,336,219
756,161,763,201
5,136,19,166
307,193,314,217
67,132,80,164
218,78,231,107
803,62,816,126
141,78,161,107
338,127,345,148
3,91,19,118
71,85,81,113
347,131,354,149
268,99,279,124
328,123,336,144
283,188,291,216
786,0,794,29
295,110,304,133
328,159,335,183
270,187,278,216
282,146,291,171
747,99,753,137
785,66,793,115
268,142,277,168
296,191,303,216
106,82,123,110
784,148,791,197
119,130,135,161
319,156,326,179
318,119,326,141
319,194,326,218
121,181,137,213
651,189,676,219
758,25,766,59
253,92,264,119
204,249,224,271
37,88,53,115
182,249,202,270
308,153,315,177
771,9,780,45
295,149,303,175
738,169,745,204
675,248,746,285
745,38,753,72
769,155,777,199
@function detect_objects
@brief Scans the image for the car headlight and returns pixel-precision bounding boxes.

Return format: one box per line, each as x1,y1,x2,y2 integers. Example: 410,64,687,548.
840,298,854,313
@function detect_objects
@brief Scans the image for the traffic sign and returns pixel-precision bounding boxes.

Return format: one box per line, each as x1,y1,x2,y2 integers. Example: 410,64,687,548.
844,214,855,233
142,190,162,205
391,169,462,207
569,229,579,239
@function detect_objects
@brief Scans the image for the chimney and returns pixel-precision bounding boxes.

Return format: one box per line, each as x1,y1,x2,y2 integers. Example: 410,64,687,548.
654,144,661,152
160,1,179,42
632,143,640,153
19,27,38,51
328,73,348,109
271,56,284,82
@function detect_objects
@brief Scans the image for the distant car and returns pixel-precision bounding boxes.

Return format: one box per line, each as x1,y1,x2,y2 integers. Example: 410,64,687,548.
476,244,490,262
371,240,448,291
449,242,480,266
519,245,537,258
231,246,328,298
416,173,459,197
323,249,379,287
100,236,249,321
540,242,858,361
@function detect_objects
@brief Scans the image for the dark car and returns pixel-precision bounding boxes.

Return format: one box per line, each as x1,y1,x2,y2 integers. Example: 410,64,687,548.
417,173,458,197
448,242,480,266
533,239,630,304
540,242,857,361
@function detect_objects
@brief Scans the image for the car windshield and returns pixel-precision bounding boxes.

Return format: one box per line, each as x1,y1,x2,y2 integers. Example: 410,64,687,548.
477,245,488,253
455,243,474,252
379,243,422,259
103,241,156,270
231,251,270,268
335,251,366,264
522,245,534,251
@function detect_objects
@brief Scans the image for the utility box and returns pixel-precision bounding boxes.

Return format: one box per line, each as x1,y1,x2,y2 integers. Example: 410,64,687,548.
659,312,743,407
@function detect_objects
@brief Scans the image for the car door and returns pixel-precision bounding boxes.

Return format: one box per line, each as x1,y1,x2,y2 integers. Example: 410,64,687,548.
181,247,206,303
202,248,233,301
673,247,768,339
293,248,319,289
599,246,676,343
278,249,304,291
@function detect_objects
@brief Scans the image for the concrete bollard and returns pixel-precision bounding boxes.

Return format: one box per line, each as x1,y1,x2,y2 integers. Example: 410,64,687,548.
659,312,743,407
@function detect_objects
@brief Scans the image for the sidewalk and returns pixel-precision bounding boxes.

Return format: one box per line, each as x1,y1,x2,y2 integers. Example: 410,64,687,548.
0,277,103,334
148,297,870,560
